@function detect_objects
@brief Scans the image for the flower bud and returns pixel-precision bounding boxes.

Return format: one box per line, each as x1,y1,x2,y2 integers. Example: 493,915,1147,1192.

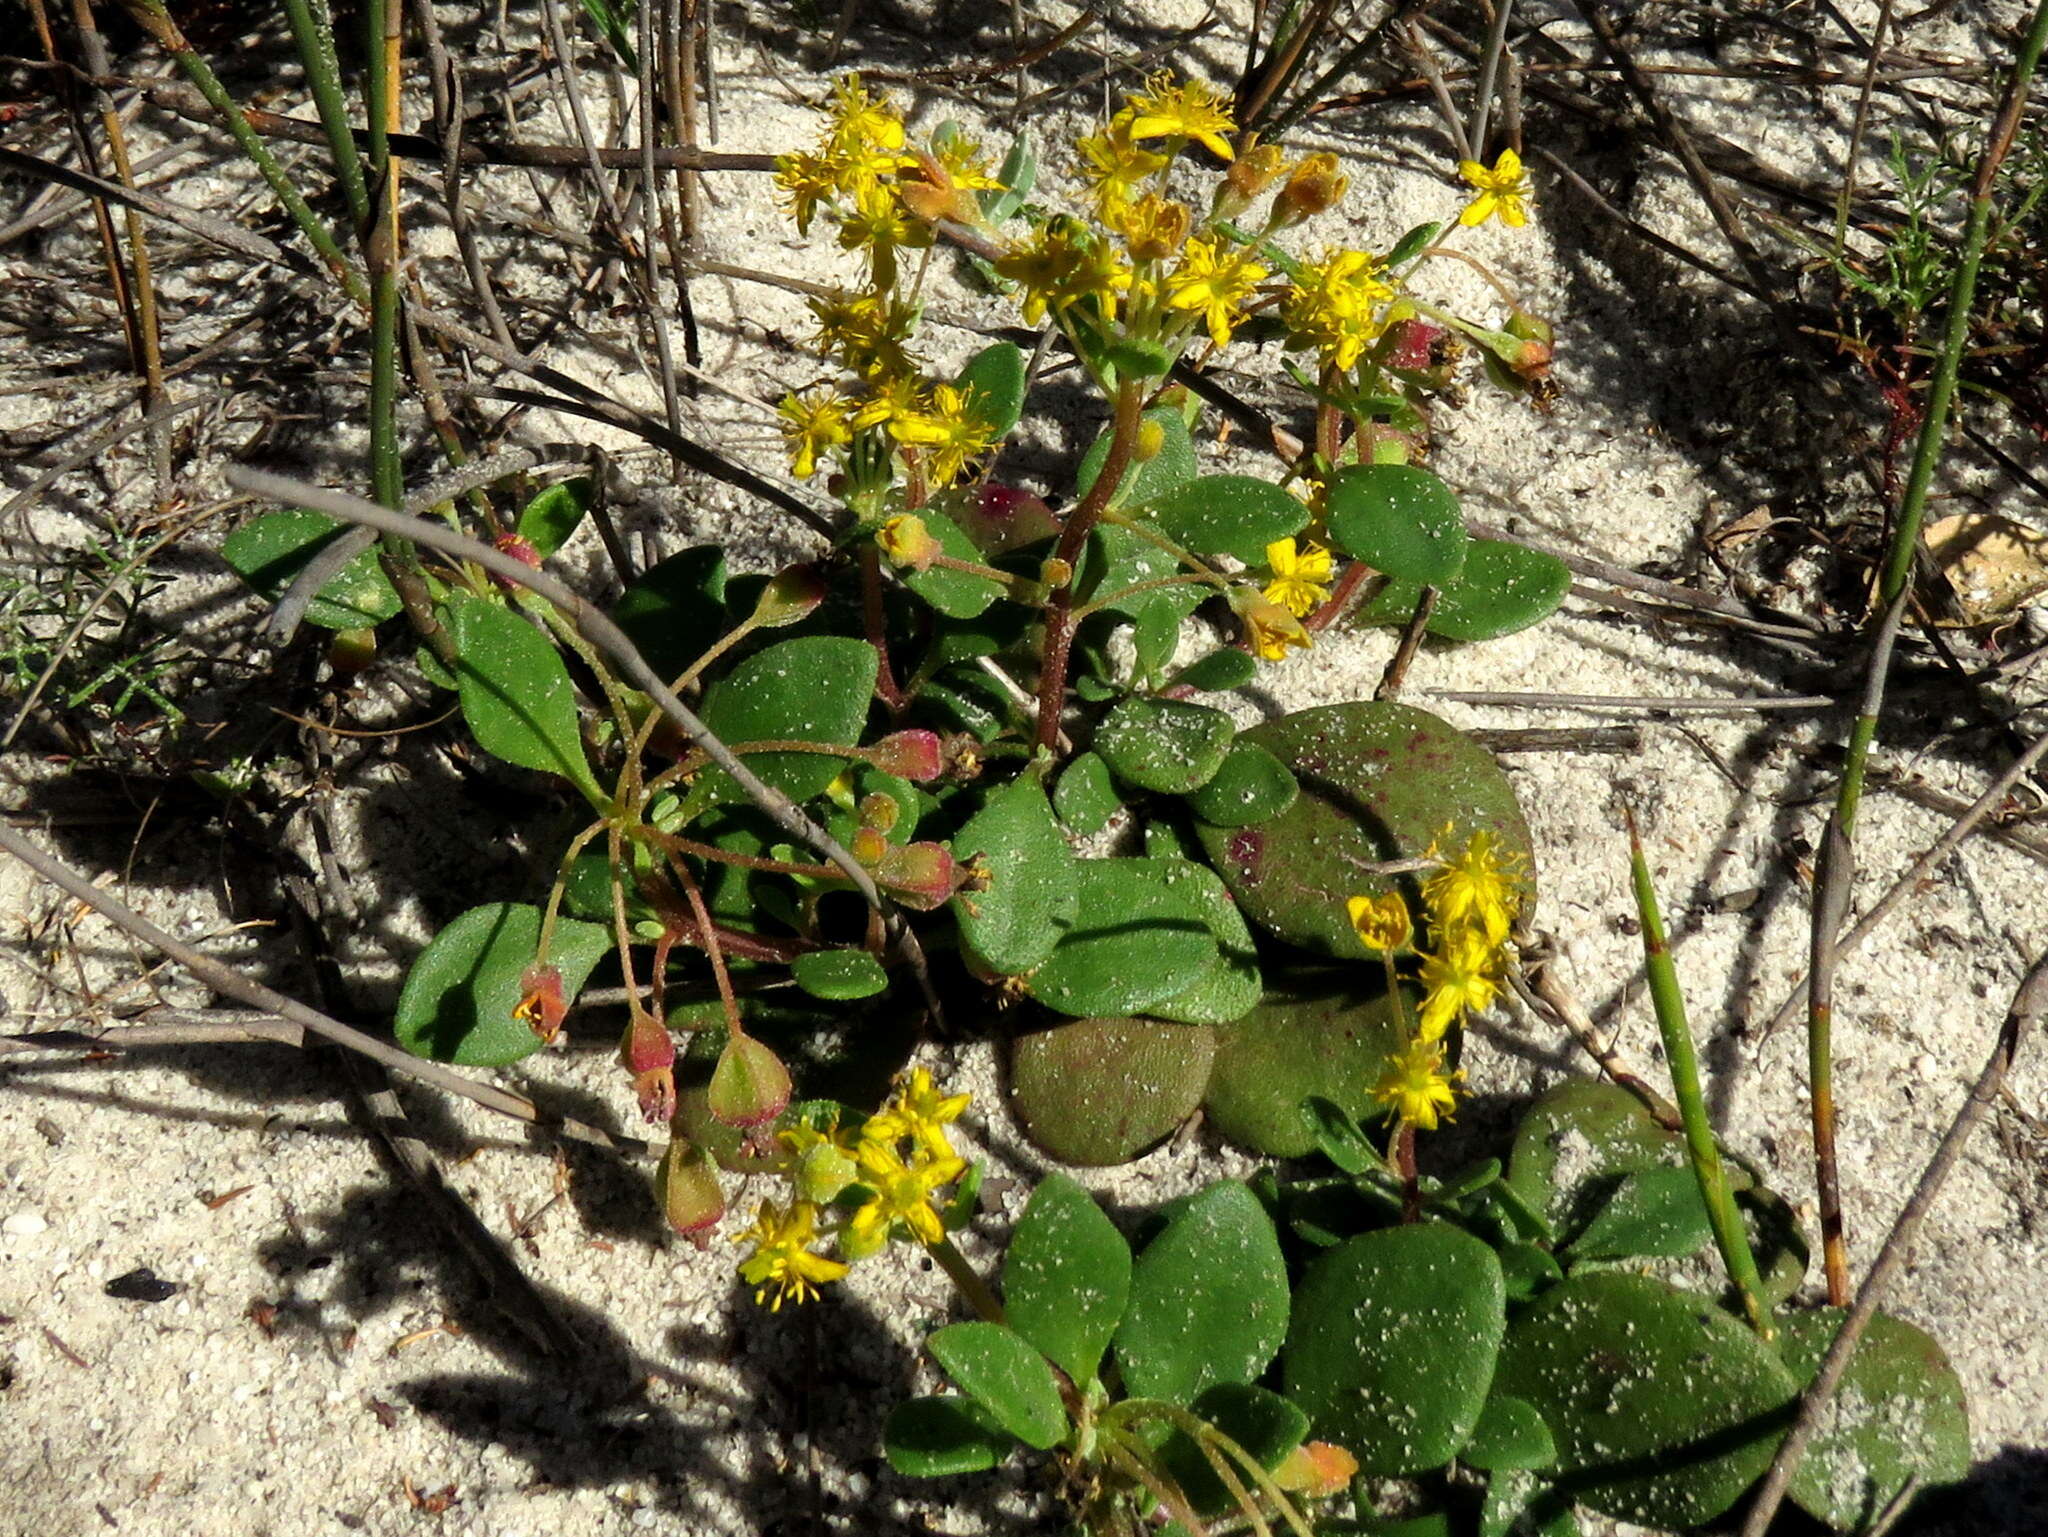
1387,317,1447,371
512,965,568,1045
325,627,378,678
858,792,901,834
876,513,943,572
873,840,959,910
1274,1440,1358,1496
865,728,945,782
654,1138,725,1248
1275,152,1349,225
1346,892,1413,953
897,148,979,226
620,1013,678,1124
851,825,890,866
708,1032,792,1129
1223,140,1288,207
1133,419,1166,462
493,533,542,568
751,563,828,627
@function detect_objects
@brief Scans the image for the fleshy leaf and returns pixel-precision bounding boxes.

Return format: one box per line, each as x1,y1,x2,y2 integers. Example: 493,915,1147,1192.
956,341,1027,439
1116,1181,1288,1406
1157,1383,1309,1515
610,545,729,683
1096,696,1236,794
884,1395,1015,1477
1169,648,1259,693
790,948,889,1001
1010,1016,1215,1166
950,777,1076,975
445,594,602,802
696,636,878,804
1284,1223,1506,1475
1003,1173,1131,1384
1463,1395,1558,1472
1565,1164,1716,1261
515,476,593,558
1053,751,1122,836
394,902,610,1066
1076,405,1195,507
1143,474,1310,564
902,508,1004,619
1357,538,1570,642
1203,980,1410,1157
1144,859,1262,1026
1325,463,1468,586
1184,739,1297,827
221,509,401,631
927,1322,1068,1451
1025,858,1220,1016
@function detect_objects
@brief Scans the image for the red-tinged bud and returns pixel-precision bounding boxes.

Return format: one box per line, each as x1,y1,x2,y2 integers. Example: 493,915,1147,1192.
1388,318,1446,371
858,792,901,834
943,734,983,782
620,1014,678,1124
898,148,981,226
876,514,943,572
752,563,828,627
874,841,958,910
512,965,568,1045
866,729,944,782
326,627,378,677
494,533,543,567
851,825,890,867
654,1138,725,1248
1273,1440,1359,1497
707,1033,792,1129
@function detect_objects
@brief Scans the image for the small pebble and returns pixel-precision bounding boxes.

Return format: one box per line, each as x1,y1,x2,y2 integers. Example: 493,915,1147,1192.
3,1210,48,1237
1915,1052,1939,1082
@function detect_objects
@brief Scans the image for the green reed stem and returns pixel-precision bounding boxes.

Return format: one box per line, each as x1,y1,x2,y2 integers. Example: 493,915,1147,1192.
1626,815,1772,1338
363,0,402,512
279,0,368,227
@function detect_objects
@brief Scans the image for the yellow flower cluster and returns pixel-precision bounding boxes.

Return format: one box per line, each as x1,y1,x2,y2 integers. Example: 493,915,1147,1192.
733,1067,973,1310
1347,829,1523,1134
773,79,1002,496
1281,248,1401,374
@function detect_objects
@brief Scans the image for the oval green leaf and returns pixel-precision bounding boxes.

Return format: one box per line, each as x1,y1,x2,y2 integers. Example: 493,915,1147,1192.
950,776,1077,976
1144,474,1310,564
1025,857,1220,1016
1009,1016,1215,1166
1157,1383,1309,1515
1184,739,1298,827
1053,751,1121,836
1463,1394,1558,1472
1358,538,1571,642
1076,404,1195,507
697,635,878,804
902,508,1004,620
883,1395,1014,1477
1203,979,1409,1157
611,545,729,683
1325,463,1468,586
956,341,1027,439
790,948,888,1001
927,1321,1068,1450
1285,1223,1506,1475
1169,647,1259,693
1116,1181,1288,1406
220,509,401,631
515,476,592,558
1003,1173,1131,1385
1494,1273,1801,1527
394,902,611,1066
1144,859,1262,1026
1194,702,1534,960
1096,696,1236,794
446,594,602,802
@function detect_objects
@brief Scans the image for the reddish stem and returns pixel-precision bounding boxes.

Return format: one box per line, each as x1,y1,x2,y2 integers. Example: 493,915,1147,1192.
860,542,906,714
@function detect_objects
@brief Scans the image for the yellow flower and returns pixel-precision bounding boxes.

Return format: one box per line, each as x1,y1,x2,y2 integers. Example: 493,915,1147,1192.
890,383,997,488
778,1118,862,1205
1347,892,1413,953
1424,828,1520,948
1124,71,1237,161
846,1139,967,1255
773,150,843,236
776,387,853,479
1162,236,1268,348
1417,927,1504,1040
1372,1036,1464,1132
851,371,931,437
1076,110,1169,219
1233,588,1313,662
837,182,932,286
1274,151,1349,223
1112,192,1192,262
1262,537,1333,618
994,219,1132,327
826,75,906,158
734,1200,850,1311
1458,148,1532,229
808,290,921,381
864,1066,972,1161
1281,247,1396,372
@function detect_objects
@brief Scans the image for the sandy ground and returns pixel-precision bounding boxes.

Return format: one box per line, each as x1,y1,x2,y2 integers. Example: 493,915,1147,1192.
3,2,2046,1534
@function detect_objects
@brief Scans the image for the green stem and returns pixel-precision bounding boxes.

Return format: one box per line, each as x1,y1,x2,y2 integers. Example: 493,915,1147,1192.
1626,813,1772,1338
278,0,368,226
928,1236,1003,1323
363,0,402,514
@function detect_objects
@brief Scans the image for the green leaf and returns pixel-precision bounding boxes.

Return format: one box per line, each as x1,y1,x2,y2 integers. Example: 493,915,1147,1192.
1304,1096,1376,1175
1325,464,1467,586
1102,335,1173,383
1358,538,1571,642
980,132,1035,222
1565,1164,1715,1261
1003,1173,1131,1384
790,948,888,1001
1144,474,1310,564
1054,751,1122,836
902,508,1004,620
1195,701,1534,960
883,1395,1015,1477
950,777,1077,975
445,594,602,801
1503,1080,1685,1235
1779,1308,1971,1530
1074,521,1185,622
1144,858,1262,1026
1026,857,1220,1016
1117,1181,1288,1405
927,1322,1068,1451
1157,1383,1308,1515
1184,739,1298,827
515,476,592,558
1076,405,1196,507
1464,1395,1558,1471
394,902,610,1066
1203,979,1410,1157
1387,221,1444,267
611,545,729,683
220,509,400,631
1096,697,1236,794
956,342,1027,440
696,636,878,804
1169,648,1258,693
1010,1016,1216,1166
1285,1223,1506,1475
1494,1273,1801,1527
